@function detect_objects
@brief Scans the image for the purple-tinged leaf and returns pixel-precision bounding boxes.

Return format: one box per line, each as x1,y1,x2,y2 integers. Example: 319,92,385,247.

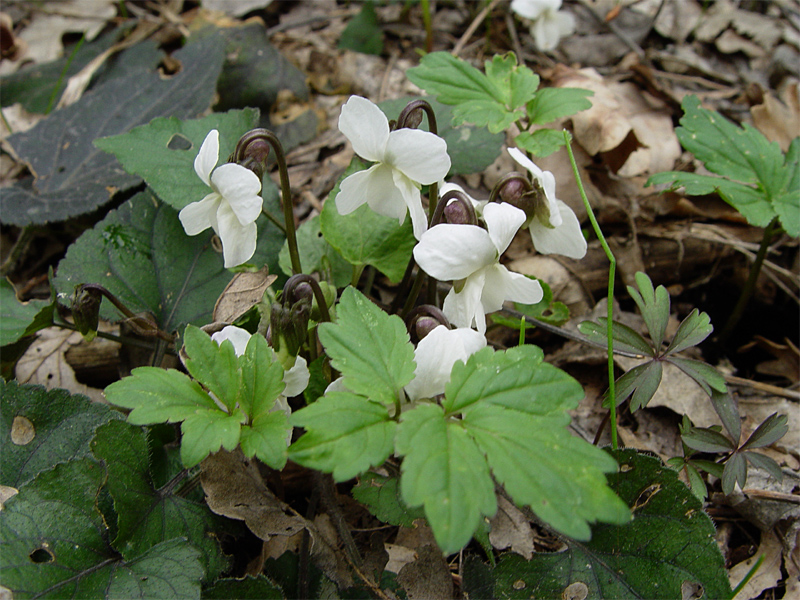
667,356,727,396
740,413,788,450
682,426,736,454
665,309,713,355
627,271,670,350
743,452,783,482
721,452,747,495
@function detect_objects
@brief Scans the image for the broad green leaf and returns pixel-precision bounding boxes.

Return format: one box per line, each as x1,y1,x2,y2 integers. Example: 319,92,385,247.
94,109,259,212
183,325,241,412
406,52,523,134
180,409,247,468
665,308,713,355
203,575,283,599
54,190,233,333
317,287,415,406
105,366,219,425
378,96,504,175
578,318,654,357
467,449,732,600
464,404,628,540
240,333,286,420
0,380,120,488
722,452,747,495
0,279,54,346
0,459,205,599
278,215,353,288
777,138,800,237
525,87,594,125
627,271,670,349
740,412,788,450
681,426,736,453
90,420,229,581
1,35,225,226
396,403,496,554
491,280,570,329
514,128,569,157
320,158,416,283
239,411,290,469
668,356,728,395
338,0,383,55
289,392,396,481
352,472,425,528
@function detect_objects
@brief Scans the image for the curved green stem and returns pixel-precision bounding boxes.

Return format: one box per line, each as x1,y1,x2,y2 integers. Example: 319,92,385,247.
564,130,618,450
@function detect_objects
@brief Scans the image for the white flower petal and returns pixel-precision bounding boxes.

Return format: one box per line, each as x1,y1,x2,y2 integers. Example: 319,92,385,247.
211,163,263,225
414,224,496,281
385,128,451,185
211,325,252,356
555,10,576,37
391,170,428,239
404,325,487,401
338,96,390,163
510,0,561,20
283,356,310,397
482,202,526,255
217,203,257,267
194,130,219,187
335,163,406,220
529,200,587,258
532,12,562,50
179,194,219,236
482,265,543,314
507,147,562,227
442,270,487,333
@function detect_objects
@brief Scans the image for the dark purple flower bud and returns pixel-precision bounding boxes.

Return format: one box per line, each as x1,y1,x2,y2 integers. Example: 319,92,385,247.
414,316,440,340
443,200,471,225
71,285,102,342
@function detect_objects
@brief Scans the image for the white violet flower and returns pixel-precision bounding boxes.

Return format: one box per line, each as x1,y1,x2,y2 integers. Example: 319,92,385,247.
510,0,576,51
335,95,452,239
404,325,486,402
507,147,587,259
179,130,263,268
414,202,544,334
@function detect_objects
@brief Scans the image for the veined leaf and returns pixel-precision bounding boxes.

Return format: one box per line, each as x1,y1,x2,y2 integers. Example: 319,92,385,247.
740,412,789,450
665,308,713,355
0,279,54,346
352,472,425,528
578,317,654,357
525,87,593,125
239,333,286,421
183,325,241,413
180,409,247,468
627,271,670,350
240,411,290,469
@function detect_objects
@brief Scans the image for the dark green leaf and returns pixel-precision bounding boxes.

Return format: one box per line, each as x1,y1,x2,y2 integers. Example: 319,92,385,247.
289,392,396,481
777,138,800,237
91,420,229,581
278,214,353,288
338,1,383,55
722,452,747,495
626,271,670,350
202,575,283,599
54,190,234,334
467,449,732,600
1,35,225,226
0,380,120,488
352,472,424,528
491,281,570,329
740,412,788,450
513,128,568,157
605,361,652,408
709,388,741,442
628,360,663,411
0,279,54,346
578,318,654,356
743,451,784,482
665,308,713,355
681,426,736,453
317,287,415,406
667,356,728,395
525,87,593,125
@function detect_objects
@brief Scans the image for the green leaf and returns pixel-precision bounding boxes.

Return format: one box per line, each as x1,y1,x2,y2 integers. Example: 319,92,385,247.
627,271,670,350
180,409,247,468
0,459,205,599
0,381,120,488
709,388,740,441
740,412,788,450
90,420,229,581
665,308,713,355
320,158,417,283
491,280,570,329
743,451,783,482
317,287,415,406
406,52,534,134
0,279,54,346
668,356,728,395
513,128,569,157
722,452,747,495
105,366,220,425
239,411,289,469
468,449,732,600
94,109,259,212
183,325,241,412
628,360,663,411
202,575,283,599
525,87,594,125
54,190,234,333
396,403,496,554
239,333,286,420
338,0,383,55
352,472,425,528
278,214,353,287
681,426,736,453
578,318,655,357
605,361,653,408
1,35,225,226
289,392,396,481
378,96,504,175
777,138,800,237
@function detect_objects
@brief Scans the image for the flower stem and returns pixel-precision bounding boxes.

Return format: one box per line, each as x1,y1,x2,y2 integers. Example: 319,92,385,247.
717,217,779,345
262,131,302,275
564,130,618,450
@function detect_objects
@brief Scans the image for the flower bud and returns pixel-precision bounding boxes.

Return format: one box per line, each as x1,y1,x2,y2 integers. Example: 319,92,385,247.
270,300,310,370
406,305,450,344
493,173,549,227
414,316,440,340
231,129,271,180
71,285,102,342
443,200,470,225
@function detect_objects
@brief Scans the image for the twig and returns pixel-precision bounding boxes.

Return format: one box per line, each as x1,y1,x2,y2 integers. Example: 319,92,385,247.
725,375,800,402
575,0,646,59
452,0,503,57
741,489,800,504
504,11,525,66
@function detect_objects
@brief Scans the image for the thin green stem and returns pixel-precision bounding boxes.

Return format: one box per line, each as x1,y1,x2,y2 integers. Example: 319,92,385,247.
55,321,168,352
564,130,618,450
401,268,427,319
420,0,433,52
717,217,779,345
731,553,764,598
46,34,85,114
351,264,365,288
261,206,287,234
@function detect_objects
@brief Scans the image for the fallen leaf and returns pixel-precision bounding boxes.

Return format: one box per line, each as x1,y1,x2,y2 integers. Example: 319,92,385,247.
488,495,534,559
396,544,453,600
751,83,800,152
729,531,784,600
213,267,276,324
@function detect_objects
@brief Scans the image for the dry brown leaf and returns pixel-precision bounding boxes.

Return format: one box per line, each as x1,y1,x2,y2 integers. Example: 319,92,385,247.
202,0,274,17
212,266,276,323
15,327,105,403
488,495,534,559
652,0,702,43
396,544,453,600
384,543,417,575
751,83,800,152
729,531,784,600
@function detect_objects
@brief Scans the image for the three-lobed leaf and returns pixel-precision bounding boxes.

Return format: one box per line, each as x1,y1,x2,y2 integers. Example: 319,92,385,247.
627,271,670,349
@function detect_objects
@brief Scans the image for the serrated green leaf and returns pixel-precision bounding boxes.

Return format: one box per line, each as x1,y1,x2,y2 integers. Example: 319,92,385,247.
743,451,784,482
722,452,747,495
105,366,220,426
180,409,247,468
94,109,259,212
396,403,496,554
668,356,728,396
90,420,229,581
0,279,54,346
468,449,732,600
352,472,425,528
525,87,593,125
578,318,654,356
627,271,670,349
320,158,416,283
513,128,568,157
338,0,383,55
240,333,286,420
239,411,290,469
278,215,353,287
464,403,628,540
1,380,120,488
317,287,415,406
740,412,788,450
665,308,713,355
183,325,241,412
289,392,396,481
681,426,736,453
54,190,234,334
